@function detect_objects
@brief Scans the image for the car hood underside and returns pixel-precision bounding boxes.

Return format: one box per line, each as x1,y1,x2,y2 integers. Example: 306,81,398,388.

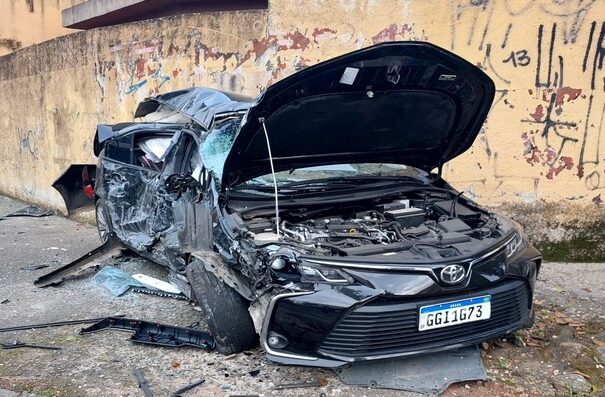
132,42,495,189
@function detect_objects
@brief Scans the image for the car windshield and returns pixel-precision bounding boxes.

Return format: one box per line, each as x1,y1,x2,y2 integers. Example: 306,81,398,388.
240,163,430,188
199,118,240,181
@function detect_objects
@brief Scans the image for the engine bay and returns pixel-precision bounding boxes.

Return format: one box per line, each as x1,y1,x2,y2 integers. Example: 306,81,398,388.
242,192,505,261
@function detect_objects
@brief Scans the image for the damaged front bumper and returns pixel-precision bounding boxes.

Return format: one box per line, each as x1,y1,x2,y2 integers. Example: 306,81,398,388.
260,244,540,368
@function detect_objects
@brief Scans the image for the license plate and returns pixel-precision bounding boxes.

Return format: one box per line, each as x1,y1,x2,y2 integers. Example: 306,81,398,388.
418,295,491,331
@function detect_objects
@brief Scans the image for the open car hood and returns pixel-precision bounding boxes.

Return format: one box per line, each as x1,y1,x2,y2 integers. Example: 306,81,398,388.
221,41,495,189
134,87,253,130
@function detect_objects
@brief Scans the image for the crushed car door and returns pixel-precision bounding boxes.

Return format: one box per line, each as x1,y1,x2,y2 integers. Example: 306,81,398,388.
99,129,178,252
160,132,213,261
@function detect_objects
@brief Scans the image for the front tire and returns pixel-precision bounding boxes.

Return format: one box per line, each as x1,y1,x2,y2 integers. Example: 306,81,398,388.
186,259,258,354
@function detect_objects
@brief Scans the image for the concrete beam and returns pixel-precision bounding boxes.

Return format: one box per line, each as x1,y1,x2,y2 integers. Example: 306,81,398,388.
62,0,268,29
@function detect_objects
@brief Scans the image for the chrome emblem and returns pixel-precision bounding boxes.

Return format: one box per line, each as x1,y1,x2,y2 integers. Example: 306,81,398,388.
440,264,466,284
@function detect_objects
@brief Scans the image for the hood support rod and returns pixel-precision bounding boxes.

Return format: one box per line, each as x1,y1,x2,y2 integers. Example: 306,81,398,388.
259,117,281,239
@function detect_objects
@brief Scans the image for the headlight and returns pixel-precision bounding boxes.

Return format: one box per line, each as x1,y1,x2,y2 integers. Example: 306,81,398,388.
296,261,354,284
505,232,525,258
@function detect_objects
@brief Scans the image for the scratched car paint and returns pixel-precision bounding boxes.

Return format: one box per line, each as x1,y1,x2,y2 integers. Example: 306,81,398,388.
56,42,541,367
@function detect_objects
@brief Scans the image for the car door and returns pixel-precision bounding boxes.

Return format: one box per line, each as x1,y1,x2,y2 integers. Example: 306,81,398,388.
99,128,178,252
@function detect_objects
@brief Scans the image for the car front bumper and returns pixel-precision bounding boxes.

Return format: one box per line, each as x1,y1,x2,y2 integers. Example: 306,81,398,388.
261,244,541,368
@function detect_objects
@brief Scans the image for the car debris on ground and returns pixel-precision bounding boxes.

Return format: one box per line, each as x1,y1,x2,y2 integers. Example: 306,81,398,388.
79,317,215,350
0,317,124,333
33,235,121,288
1,341,61,351
133,368,153,397
273,379,323,390
171,378,205,397
3,205,53,218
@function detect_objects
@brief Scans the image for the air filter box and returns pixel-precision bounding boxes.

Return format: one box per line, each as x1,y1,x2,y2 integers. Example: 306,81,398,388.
433,200,481,223
384,207,425,228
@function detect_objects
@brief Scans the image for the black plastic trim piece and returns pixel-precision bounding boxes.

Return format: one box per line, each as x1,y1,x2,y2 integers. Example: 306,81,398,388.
79,317,215,350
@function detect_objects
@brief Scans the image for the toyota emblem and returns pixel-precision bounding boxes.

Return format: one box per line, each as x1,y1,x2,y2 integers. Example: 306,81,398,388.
440,264,466,284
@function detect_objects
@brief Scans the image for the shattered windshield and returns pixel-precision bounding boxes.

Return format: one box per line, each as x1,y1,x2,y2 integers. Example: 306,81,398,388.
240,163,430,187
199,118,240,181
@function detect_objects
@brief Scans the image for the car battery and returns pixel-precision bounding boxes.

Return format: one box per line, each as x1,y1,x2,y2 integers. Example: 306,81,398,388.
384,207,425,228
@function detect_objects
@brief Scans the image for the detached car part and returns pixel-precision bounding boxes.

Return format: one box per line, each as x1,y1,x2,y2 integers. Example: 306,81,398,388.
172,378,205,397
0,316,124,333
133,368,154,397
34,234,121,287
1,340,61,351
79,317,215,350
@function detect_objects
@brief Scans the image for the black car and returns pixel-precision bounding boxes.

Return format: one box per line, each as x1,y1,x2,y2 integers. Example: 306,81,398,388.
60,42,541,367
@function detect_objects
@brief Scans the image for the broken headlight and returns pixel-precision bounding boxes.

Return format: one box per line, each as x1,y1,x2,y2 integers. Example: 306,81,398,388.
296,261,354,284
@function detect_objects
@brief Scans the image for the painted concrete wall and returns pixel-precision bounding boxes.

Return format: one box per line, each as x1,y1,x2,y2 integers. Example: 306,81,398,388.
0,0,84,56
0,0,604,258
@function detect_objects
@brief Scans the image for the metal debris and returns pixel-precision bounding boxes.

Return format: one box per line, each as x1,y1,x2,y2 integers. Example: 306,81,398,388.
172,378,205,397
80,317,215,350
0,316,124,333
1,340,61,351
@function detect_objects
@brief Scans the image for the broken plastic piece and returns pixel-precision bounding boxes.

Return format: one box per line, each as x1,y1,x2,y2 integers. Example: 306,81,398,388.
172,378,205,397
130,287,188,301
133,368,154,397
4,205,53,218
132,274,181,295
274,380,322,390
34,234,121,288
80,317,215,350
335,345,487,394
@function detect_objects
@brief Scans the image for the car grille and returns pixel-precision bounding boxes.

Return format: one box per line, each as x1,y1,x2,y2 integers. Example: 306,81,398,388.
319,279,530,359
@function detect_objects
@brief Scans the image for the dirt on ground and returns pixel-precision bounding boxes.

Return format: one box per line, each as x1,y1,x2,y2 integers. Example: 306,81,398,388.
0,195,604,397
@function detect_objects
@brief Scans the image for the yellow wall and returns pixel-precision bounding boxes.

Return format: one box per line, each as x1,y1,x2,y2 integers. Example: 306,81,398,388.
0,0,604,215
0,0,83,56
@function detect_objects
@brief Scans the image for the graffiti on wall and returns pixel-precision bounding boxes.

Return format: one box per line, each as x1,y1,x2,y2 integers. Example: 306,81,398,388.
445,0,604,202
91,0,604,203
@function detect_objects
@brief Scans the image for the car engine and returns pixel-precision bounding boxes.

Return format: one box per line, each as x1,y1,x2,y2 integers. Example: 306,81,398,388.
243,194,503,259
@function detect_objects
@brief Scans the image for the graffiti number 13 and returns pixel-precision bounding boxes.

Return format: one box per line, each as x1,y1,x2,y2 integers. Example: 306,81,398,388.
502,50,531,67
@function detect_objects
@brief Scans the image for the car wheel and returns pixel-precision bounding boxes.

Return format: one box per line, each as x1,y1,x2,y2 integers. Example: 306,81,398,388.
95,199,112,244
186,258,258,354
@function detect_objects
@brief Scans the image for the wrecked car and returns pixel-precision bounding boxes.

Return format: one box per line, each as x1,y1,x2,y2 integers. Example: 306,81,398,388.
57,42,541,367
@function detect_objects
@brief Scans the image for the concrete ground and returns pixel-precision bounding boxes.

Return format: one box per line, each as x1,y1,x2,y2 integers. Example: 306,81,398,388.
0,195,604,397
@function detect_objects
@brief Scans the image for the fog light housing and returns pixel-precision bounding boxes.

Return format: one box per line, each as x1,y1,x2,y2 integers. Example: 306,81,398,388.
267,331,288,349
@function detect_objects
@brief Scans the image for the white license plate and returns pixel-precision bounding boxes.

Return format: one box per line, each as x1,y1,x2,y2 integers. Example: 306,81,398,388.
418,295,491,331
